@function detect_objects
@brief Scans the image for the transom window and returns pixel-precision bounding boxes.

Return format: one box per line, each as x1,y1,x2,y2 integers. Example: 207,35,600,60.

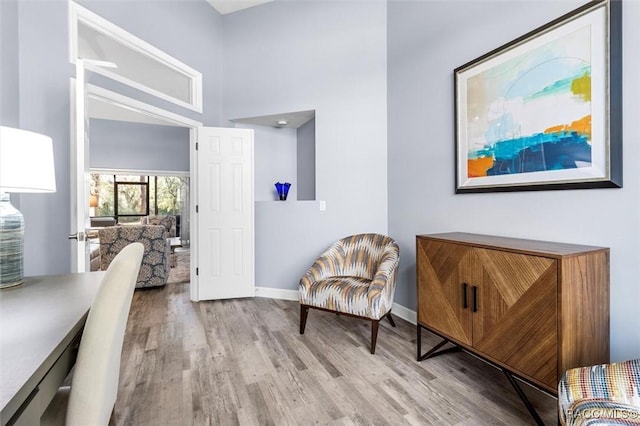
70,2,203,112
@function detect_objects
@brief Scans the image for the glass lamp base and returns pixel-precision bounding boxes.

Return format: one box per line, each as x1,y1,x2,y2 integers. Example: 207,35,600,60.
0,278,24,289
0,193,25,289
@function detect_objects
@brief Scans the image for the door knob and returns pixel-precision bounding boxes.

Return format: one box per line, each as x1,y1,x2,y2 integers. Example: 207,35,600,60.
68,231,86,241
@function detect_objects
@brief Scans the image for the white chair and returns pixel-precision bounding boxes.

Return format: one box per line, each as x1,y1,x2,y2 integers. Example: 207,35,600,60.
41,242,144,426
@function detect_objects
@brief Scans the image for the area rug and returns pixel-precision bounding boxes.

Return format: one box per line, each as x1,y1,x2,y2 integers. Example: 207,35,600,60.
167,250,190,284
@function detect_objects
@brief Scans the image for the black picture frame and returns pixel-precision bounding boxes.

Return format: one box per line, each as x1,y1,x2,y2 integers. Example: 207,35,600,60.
454,0,622,193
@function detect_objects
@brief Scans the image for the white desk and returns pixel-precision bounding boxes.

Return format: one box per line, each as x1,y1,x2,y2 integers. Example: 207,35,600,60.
0,272,103,425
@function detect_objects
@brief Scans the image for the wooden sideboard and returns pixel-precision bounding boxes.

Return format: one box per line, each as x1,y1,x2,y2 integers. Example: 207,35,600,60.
416,232,610,395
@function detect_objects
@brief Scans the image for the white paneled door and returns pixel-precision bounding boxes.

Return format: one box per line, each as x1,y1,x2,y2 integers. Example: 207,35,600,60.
70,59,116,272
70,60,90,272
195,127,254,300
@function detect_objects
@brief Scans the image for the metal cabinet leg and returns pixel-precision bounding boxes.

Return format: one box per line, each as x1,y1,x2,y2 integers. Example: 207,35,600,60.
503,370,545,426
416,325,460,361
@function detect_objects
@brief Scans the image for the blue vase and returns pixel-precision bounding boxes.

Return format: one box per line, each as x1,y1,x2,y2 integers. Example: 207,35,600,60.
275,182,291,200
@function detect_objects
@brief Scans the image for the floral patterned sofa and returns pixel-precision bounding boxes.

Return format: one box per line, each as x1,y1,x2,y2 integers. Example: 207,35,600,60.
89,239,101,271
141,215,176,238
98,225,170,289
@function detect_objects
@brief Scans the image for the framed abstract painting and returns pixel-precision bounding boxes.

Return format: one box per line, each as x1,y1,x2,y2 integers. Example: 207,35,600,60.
455,0,622,193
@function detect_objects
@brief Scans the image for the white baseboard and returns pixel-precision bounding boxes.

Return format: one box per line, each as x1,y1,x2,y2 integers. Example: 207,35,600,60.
391,302,416,325
255,286,298,301
254,286,417,324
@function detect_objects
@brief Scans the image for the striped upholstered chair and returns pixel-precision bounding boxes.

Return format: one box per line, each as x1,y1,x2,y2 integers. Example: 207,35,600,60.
558,359,640,425
299,233,400,354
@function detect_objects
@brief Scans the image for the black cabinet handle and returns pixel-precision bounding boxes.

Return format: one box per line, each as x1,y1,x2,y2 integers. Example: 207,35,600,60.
462,283,468,309
472,286,478,312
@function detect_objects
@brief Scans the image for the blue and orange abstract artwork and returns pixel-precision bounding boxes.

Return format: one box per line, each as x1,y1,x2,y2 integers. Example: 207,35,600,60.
465,26,592,179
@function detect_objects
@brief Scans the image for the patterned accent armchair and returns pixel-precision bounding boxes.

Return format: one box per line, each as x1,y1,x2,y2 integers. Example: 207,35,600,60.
98,225,170,289
559,359,640,425
299,233,400,354
142,215,176,237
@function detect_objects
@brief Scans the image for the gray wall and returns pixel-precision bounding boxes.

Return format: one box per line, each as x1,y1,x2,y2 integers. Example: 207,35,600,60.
11,0,222,276
1,0,19,127
387,0,640,361
0,0,20,211
90,119,189,172
223,1,388,291
297,118,316,201
17,0,75,275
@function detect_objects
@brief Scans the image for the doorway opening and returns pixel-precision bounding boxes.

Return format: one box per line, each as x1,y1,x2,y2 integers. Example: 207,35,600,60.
87,170,191,286
69,1,209,299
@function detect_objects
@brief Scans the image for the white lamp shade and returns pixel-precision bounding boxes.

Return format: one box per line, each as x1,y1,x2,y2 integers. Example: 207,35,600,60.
0,126,56,193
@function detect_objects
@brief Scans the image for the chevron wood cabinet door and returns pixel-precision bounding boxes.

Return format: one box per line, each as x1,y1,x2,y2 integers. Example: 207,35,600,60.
416,232,610,394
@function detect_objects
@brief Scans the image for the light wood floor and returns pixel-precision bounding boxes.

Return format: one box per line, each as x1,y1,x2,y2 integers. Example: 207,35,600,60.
114,280,557,425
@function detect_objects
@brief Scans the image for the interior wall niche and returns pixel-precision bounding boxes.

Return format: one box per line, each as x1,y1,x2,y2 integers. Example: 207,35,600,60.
296,118,315,201
232,110,316,202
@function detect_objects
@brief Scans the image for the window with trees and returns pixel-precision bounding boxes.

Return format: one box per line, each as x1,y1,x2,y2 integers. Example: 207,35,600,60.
90,173,189,225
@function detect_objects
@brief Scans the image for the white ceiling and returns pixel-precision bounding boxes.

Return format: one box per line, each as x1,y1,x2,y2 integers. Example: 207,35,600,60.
231,110,315,129
206,0,273,15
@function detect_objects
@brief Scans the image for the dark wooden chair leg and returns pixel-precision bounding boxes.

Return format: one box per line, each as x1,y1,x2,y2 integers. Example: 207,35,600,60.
300,305,309,334
386,312,396,327
371,319,379,354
